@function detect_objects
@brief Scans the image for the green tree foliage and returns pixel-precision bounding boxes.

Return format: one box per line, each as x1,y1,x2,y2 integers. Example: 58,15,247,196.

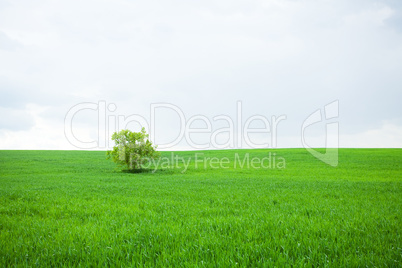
107,128,160,170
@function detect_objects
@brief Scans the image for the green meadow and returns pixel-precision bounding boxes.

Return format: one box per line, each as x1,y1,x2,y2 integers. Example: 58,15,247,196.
0,149,401,266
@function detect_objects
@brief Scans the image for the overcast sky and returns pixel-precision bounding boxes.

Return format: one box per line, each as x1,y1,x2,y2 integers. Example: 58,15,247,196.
1,0,401,150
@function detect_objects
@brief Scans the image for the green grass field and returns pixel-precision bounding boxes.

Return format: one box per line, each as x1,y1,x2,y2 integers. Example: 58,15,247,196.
0,149,401,266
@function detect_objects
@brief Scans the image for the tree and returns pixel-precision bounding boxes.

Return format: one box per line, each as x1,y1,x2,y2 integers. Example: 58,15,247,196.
107,128,160,170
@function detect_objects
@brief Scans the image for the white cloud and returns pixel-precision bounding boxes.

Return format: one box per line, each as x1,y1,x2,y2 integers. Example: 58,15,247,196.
0,106,34,131
341,122,402,148
0,0,401,149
